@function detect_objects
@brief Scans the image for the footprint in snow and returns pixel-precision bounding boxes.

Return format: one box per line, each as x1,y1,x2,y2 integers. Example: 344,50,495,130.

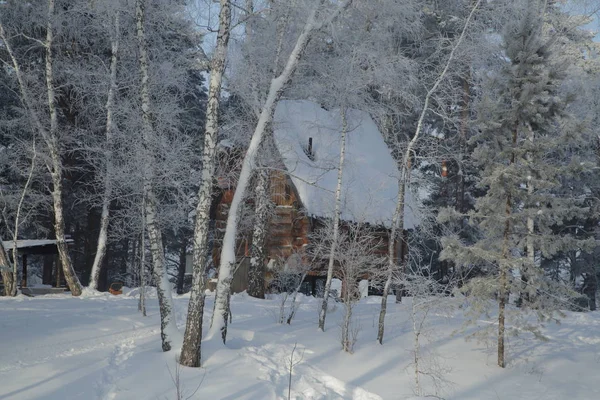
95,339,135,400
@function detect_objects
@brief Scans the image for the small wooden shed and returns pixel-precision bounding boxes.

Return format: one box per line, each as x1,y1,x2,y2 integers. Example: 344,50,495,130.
2,239,73,290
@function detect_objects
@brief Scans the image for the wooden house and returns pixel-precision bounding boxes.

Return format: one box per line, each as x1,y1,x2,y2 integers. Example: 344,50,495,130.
204,100,419,295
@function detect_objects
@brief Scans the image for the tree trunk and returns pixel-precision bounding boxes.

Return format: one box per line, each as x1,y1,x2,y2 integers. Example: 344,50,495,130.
0,18,82,295
46,0,82,296
177,234,188,295
136,0,177,351
342,302,352,353
499,124,518,369
0,239,15,296
498,195,511,369
207,0,352,344
55,254,62,287
378,175,405,344
457,55,472,213
9,139,37,296
376,0,482,345
248,153,271,299
318,107,348,331
90,12,119,290
287,271,308,325
139,205,147,316
179,0,232,368
583,272,597,311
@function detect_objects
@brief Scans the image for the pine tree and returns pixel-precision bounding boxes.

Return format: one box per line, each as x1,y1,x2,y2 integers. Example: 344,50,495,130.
440,0,594,368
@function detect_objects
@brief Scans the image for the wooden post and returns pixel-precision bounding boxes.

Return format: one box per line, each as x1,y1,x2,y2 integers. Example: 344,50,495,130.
21,253,27,288
55,254,61,287
43,255,53,284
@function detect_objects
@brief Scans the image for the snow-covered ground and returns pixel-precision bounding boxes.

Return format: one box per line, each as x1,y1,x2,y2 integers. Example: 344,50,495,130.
0,291,598,400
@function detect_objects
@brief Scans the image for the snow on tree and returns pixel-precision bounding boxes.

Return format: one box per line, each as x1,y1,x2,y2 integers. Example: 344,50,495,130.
440,0,595,368
89,7,120,291
135,0,180,352
0,2,83,295
377,0,483,345
207,0,353,344
179,0,232,368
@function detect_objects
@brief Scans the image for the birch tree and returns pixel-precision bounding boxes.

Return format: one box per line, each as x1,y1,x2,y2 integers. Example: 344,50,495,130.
317,107,347,331
89,9,120,291
207,0,353,344
179,0,232,367
377,0,483,345
0,237,14,296
232,0,288,300
336,223,384,353
0,2,83,295
139,196,147,317
135,0,178,352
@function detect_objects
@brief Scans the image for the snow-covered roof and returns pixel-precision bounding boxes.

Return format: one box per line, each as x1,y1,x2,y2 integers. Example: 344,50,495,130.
3,239,74,251
272,100,419,229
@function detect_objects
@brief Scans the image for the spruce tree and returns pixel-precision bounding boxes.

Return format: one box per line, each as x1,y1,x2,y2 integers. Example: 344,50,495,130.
439,0,594,368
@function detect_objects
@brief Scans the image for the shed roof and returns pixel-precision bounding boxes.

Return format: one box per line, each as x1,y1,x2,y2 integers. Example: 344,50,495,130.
3,239,74,251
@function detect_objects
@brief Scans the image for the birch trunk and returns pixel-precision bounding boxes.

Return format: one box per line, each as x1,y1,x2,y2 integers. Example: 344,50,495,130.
0,21,78,295
45,0,82,296
207,0,352,343
376,0,482,344
135,0,177,351
286,270,309,324
7,141,37,296
89,13,119,291
377,173,405,344
176,234,188,295
139,200,147,316
0,239,15,296
247,0,287,300
318,107,348,331
248,161,271,299
179,0,232,368
2,7,82,295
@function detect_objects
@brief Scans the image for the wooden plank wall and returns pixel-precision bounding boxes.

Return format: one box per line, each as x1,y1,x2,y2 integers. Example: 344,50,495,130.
211,169,398,292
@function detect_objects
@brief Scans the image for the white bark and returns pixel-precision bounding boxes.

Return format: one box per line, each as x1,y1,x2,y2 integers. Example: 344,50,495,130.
318,107,348,331
377,175,405,344
377,0,482,344
89,12,119,291
135,0,178,352
180,0,232,367
286,270,309,324
9,140,37,296
0,5,83,295
46,0,83,296
139,197,147,317
0,238,13,296
207,0,353,343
